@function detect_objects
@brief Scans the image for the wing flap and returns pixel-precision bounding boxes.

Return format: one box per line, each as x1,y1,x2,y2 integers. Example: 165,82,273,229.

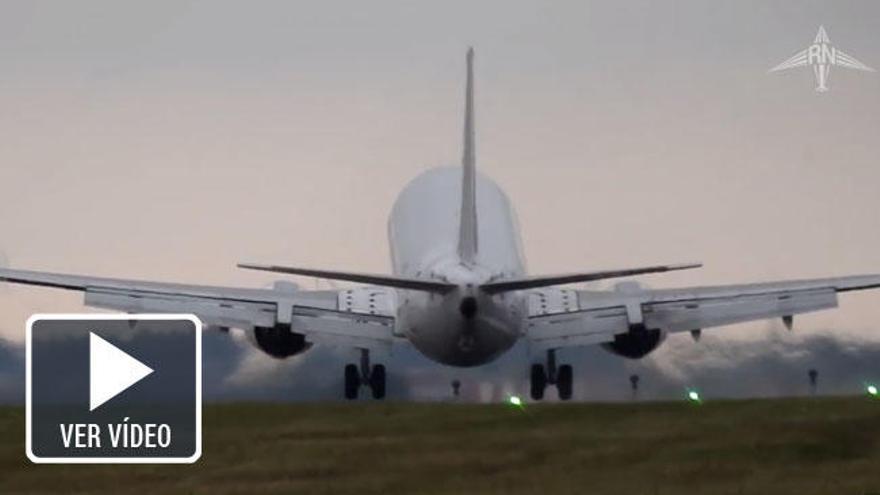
527,306,626,352
84,289,278,329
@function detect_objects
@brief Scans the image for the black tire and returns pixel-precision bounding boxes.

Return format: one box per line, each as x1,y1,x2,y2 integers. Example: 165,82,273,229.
530,364,547,400
557,364,573,400
370,364,386,399
344,364,360,400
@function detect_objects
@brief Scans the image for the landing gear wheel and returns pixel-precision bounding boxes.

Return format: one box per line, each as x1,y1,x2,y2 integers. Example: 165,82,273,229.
530,364,547,400
344,364,359,400
557,364,573,400
370,364,386,399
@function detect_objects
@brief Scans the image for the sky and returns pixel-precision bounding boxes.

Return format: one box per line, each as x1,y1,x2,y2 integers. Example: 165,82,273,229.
0,1,879,400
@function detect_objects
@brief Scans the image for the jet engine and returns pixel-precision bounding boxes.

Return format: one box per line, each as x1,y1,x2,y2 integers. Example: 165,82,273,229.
600,280,666,358
249,324,312,359
601,326,666,359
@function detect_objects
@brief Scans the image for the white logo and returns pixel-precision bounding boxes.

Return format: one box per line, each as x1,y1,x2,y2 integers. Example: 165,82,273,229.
770,26,874,92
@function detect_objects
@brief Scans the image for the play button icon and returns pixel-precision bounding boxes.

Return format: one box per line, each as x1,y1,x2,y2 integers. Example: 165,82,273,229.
27,314,201,463
89,332,154,411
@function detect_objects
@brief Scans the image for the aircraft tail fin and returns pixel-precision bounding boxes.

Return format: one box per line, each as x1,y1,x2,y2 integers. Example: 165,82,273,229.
458,47,478,266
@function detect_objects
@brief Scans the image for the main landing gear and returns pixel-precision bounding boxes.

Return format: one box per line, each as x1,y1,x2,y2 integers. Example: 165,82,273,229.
530,349,573,401
344,349,386,400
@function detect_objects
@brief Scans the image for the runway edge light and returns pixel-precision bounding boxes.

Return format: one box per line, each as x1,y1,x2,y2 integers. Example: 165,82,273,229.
508,395,525,410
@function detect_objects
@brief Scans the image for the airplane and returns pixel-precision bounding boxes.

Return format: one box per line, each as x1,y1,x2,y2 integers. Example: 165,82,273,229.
3,48,880,400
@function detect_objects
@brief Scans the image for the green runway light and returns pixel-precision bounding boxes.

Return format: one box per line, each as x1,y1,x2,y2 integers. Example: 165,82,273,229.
508,395,525,409
687,390,701,403
867,385,878,397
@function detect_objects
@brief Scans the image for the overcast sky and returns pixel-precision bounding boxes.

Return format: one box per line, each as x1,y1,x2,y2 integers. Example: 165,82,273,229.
1,0,879,347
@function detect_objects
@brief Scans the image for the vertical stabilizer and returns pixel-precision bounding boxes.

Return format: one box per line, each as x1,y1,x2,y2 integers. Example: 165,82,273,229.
458,47,478,265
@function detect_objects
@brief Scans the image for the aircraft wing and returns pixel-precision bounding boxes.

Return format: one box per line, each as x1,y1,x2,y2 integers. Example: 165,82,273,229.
526,274,880,352
0,267,396,351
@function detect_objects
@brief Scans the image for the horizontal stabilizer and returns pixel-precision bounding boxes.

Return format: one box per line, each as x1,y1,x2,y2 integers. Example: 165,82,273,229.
237,263,456,293
480,262,702,294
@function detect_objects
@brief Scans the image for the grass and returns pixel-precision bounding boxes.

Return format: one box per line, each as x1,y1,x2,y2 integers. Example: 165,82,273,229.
1,397,880,494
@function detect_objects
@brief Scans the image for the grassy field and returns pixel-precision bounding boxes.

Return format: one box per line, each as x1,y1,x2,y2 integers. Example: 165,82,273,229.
1,398,880,494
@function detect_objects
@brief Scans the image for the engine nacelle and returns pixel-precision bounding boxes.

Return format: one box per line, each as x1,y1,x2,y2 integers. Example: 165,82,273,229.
601,326,666,359
250,324,311,359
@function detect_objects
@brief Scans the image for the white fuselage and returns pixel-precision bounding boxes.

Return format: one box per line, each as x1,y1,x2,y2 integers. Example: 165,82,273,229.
388,167,528,366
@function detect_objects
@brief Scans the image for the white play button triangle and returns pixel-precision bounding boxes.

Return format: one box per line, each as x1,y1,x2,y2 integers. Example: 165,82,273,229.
89,332,154,411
